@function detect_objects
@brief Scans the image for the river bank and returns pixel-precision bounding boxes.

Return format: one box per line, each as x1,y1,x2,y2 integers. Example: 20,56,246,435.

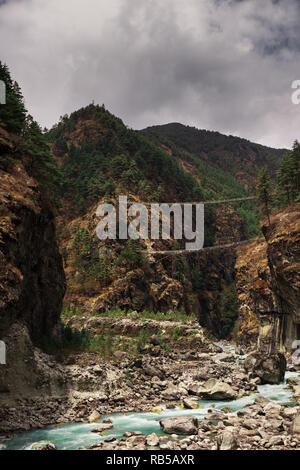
1,339,300,450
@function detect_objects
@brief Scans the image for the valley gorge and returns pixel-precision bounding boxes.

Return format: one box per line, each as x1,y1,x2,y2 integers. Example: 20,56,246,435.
0,69,300,451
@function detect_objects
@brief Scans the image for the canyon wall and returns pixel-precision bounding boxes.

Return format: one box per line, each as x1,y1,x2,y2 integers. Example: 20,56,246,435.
236,205,300,352
0,127,66,402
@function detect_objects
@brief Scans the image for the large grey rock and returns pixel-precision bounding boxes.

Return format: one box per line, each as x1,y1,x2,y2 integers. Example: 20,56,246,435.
160,416,198,435
161,382,187,400
198,379,237,401
269,436,284,446
143,363,164,379
244,351,286,384
88,410,101,423
146,433,159,447
183,397,198,409
217,431,238,450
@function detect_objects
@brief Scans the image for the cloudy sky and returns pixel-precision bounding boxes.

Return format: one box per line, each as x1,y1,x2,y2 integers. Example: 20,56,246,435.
0,0,299,148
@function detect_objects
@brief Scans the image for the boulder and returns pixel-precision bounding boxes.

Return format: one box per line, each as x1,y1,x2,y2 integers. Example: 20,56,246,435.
269,436,284,446
183,397,199,409
282,407,298,418
254,396,270,406
188,383,202,396
143,363,164,380
28,441,57,451
125,435,146,449
123,431,143,437
244,351,286,384
88,410,101,423
146,433,159,447
263,402,282,415
114,351,127,360
161,384,181,400
160,416,198,435
198,379,237,400
217,431,238,450
91,423,114,433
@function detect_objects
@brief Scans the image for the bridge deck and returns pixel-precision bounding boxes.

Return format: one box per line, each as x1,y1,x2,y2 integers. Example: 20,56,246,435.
146,238,261,255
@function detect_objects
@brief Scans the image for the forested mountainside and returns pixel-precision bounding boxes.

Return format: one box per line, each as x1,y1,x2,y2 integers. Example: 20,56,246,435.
46,105,254,216
47,105,200,218
141,123,287,192
48,103,262,237
46,104,260,332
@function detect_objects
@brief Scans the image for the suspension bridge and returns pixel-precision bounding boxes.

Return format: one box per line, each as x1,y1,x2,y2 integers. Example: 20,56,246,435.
145,195,258,256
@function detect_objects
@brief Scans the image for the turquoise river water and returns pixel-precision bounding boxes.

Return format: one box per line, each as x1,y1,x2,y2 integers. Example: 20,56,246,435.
2,370,298,450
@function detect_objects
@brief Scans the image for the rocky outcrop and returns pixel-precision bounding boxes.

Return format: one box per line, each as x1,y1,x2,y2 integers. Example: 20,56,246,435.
0,128,66,403
244,351,286,384
262,206,300,351
186,247,238,338
235,239,268,345
236,205,300,353
213,206,246,246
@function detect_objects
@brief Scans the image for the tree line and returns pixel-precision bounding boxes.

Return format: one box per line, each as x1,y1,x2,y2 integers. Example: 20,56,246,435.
257,140,300,223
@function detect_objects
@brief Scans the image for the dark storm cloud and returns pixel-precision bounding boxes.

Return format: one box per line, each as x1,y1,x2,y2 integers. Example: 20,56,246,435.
0,0,299,148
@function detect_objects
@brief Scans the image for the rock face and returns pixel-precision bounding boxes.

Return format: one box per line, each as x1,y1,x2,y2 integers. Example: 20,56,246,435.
244,351,286,384
186,247,238,338
263,207,300,352
159,416,198,435
0,127,66,402
236,206,300,353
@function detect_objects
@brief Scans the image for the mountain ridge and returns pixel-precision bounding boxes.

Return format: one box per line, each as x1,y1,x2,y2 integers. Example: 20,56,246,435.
141,122,287,192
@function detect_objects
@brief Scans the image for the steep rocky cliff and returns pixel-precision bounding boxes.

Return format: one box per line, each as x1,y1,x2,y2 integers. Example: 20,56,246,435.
236,205,300,352
0,126,66,401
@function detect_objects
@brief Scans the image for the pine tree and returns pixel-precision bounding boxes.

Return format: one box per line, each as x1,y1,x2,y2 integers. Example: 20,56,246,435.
257,168,272,225
0,61,26,134
23,115,62,204
278,141,300,204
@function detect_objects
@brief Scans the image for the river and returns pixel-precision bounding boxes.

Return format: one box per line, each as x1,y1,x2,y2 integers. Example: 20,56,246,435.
3,370,298,450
